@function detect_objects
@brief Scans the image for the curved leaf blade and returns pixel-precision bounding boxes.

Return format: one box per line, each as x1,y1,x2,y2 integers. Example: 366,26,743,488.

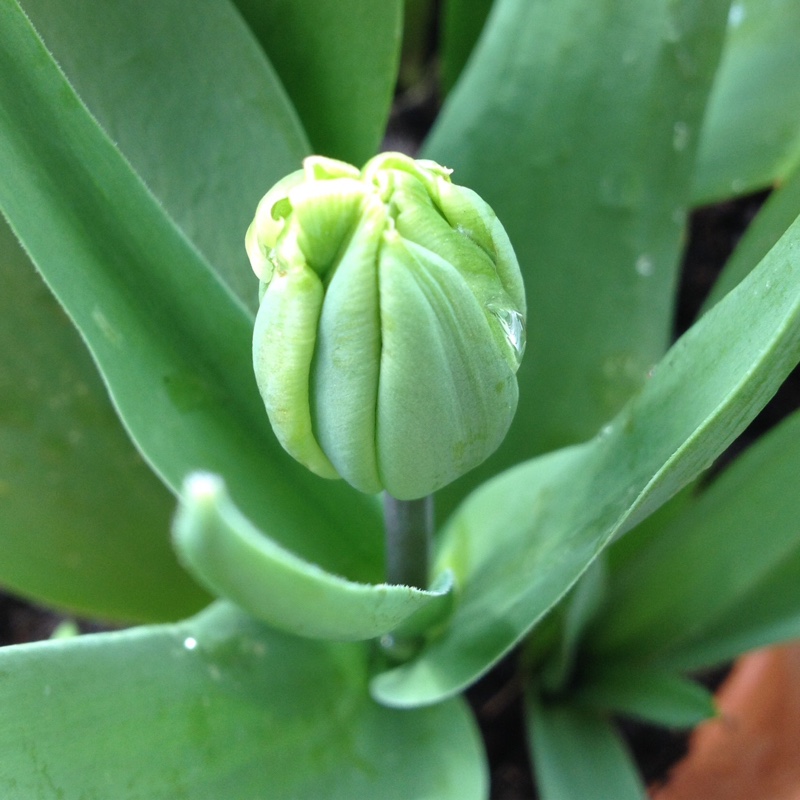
0,603,487,799
588,408,800,669
692,0,800,204
0,1,383,583
439,0,494,95
704,161,800,313
21,0,310,310
173,474,453,641
574,666,717,729
372,210,800,708
425,0,730,519
232,0,402,165
527,693,646,800
0,217,208,621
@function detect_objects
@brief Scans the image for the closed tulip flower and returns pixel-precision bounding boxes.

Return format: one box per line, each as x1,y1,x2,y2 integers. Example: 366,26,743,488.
246,152,526,501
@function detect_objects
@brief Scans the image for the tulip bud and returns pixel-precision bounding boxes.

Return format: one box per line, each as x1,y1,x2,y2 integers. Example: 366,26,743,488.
246,152,526,501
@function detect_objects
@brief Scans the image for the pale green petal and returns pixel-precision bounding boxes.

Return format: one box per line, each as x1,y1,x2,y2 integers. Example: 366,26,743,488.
377,233,517,500
253,264,338,479
312,197,386,494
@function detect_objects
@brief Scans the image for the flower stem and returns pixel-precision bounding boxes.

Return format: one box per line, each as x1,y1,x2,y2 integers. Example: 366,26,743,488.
383,493,433,589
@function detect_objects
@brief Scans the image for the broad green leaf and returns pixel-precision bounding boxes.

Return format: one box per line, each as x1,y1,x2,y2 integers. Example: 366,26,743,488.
527,692,646,800
0,603,487,799
704,161,800,312
173,474,453,641
587,408,800,670
574,666,717,728
371,210,800,708
540,557,608,692
663,545,800,670
21,0,309,310
0,217,208,622
232,0,402,165
439,0,494,95
0,1,383,583
692,0,800,205
425,0,730,518
399,0,437,89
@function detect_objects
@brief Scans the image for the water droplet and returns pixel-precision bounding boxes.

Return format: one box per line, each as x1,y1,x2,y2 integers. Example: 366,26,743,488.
730,178,746,193
672,207,686,226
599,174,644,209
183,637,198,651
635,255,654,277
91,307,122,345
672,121,690,152
622,49,638,66
208,664,222,681
486,303,526,367
728,2,745,27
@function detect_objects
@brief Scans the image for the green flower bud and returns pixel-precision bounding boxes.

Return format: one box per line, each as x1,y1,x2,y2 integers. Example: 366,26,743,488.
246,152,526,501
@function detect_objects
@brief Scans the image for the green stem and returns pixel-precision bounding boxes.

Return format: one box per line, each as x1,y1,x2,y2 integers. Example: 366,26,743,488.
383,493,433,589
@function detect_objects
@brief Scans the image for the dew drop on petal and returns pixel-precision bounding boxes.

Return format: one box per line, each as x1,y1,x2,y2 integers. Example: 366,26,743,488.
486,303,527,367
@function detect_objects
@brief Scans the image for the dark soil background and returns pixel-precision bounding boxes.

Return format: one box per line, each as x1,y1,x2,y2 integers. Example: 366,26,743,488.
2,67,799,800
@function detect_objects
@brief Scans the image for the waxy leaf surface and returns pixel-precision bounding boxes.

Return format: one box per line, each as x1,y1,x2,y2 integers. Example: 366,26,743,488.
588,408,800,671
704,162,800,312
692,0,800,204
20,0,309,310
0,218,208,621
439,0,494,94
174,474,453,641
527,694,646,800
0,603,487,799
425,0,731,519
574,666,717,729
232,0,402,165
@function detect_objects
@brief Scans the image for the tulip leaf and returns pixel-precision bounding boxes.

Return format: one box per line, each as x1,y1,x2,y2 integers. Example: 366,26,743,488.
0,603,487,799
425,0,731,517
232,0,402,166
439,0,495,95
0,1,383,583
0,218,209,622
371,209,800,708
692,0,800,205
173,474,453,641
574,666,717,729
704,161,800,313
540,557,608,692
399,0,436,89
20,0,309,311
526,693,646,800
587,408,800,671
